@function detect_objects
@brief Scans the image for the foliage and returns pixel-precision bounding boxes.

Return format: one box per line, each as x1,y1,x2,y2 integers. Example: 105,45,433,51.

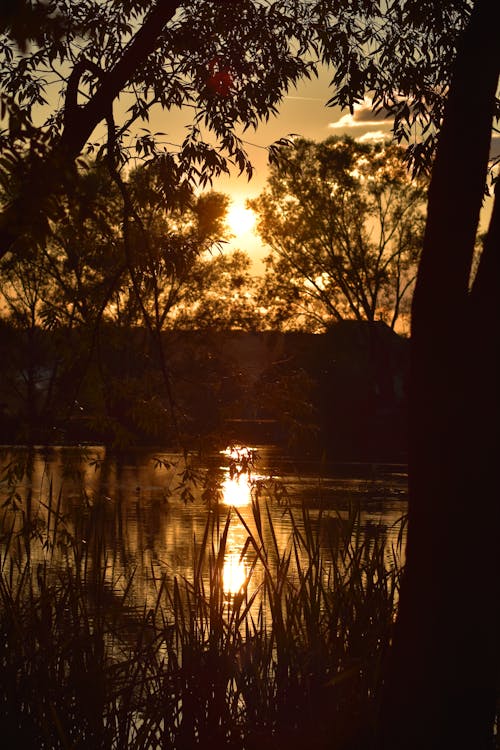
0,161,123,330
1,2,498,746
252,136,426,332
173,249,261,331
117,162,232,330
1,3,499,746
0,0,316,255
0,158,258,333
1,1,493,260
313,1,484,177
0,159,263,445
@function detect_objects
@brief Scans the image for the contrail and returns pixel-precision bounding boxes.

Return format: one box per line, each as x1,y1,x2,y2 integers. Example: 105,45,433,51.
284,95,325,101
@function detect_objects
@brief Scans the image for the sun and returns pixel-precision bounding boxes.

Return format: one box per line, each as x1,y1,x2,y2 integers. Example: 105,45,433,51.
226,202,256,236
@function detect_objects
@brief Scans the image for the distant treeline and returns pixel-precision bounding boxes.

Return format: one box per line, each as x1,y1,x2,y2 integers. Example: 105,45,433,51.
0,320,408,460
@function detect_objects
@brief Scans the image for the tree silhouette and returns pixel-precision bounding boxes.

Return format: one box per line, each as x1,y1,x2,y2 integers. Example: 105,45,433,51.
0,0,314,256
0,160,257,443
0,1,499,746
252,136,426,332
174,249,260,331
378,4,499,747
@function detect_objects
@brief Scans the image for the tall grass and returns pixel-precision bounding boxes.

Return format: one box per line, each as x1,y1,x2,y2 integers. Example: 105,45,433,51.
0,464,404,749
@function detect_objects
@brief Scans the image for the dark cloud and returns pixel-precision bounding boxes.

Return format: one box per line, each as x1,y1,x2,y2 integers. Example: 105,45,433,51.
352,105,393,123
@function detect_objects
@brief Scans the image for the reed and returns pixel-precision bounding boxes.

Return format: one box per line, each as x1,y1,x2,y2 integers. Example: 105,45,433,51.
0,469,403,749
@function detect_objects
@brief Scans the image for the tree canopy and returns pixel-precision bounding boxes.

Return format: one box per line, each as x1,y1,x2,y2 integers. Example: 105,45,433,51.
0,1,492,258
252,136,426,332
0,159,261,442
0,160,236,327
0,2,499,747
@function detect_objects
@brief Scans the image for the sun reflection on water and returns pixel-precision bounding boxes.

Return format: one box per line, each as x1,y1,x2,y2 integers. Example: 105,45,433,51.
221,473,251,597
220,445,258,508
222,474,252,507
223,551,247,596
219,447,257,598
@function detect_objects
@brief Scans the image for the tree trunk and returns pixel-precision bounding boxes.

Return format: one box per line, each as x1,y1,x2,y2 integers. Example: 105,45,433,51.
377,1,499,748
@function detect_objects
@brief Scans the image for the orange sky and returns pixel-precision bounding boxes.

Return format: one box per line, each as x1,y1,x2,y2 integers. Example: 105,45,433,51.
111,64,496,273
144,66,395,271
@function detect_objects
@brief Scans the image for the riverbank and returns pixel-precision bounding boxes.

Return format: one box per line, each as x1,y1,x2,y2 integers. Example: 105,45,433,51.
0,322,409,462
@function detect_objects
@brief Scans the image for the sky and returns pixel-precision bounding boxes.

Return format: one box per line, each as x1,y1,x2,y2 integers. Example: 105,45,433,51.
30,40,498,275
206,71,498,273
146,66,396,272
148,66,497,273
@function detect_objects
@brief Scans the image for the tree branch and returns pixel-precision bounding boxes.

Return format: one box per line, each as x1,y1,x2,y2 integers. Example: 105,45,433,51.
0,1,183,258
59,1,182,160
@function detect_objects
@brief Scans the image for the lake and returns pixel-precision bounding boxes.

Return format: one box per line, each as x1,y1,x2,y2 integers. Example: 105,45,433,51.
0,444,408,620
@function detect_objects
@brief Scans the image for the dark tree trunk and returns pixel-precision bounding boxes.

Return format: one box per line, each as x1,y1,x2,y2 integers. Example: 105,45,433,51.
377,1,499,748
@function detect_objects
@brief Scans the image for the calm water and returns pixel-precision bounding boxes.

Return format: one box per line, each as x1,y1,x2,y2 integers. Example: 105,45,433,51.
0,445,408,613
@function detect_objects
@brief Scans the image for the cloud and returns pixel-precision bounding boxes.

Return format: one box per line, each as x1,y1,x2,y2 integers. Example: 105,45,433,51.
328,97,393,130
356,130,388,143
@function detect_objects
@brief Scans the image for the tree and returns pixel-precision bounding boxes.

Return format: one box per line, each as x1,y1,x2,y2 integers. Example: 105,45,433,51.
0,241,54,437
377,4,500,748
0,0,315,256
0,157,135,440
107,163,233,440
122,165,229,328
0,155,260,443
38,164,125,328
251,136,426,332
0,161,127,438
0,0,499,746
173,249,260,331
0,1,488,262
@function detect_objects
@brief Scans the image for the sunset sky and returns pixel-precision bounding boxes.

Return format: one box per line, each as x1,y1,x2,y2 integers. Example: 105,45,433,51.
146,65,395,270
149,64,496,274
217,73,394,268
94,58,496,273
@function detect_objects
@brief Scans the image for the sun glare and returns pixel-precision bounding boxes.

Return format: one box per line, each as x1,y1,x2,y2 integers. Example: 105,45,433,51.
223,551,247,596
222,474,252,507
226,203,256,236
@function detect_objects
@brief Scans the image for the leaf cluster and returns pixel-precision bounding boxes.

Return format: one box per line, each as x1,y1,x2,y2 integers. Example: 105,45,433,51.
0,0,486,205
251,136,427,332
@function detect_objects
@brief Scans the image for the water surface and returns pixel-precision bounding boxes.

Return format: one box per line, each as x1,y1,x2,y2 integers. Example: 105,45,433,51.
0,445,408,616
